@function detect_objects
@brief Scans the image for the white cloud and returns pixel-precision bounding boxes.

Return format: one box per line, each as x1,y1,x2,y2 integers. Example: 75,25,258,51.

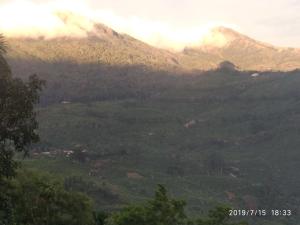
0,0,240,51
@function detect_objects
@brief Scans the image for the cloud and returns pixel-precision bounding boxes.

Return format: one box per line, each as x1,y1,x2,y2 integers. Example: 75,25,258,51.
0,0,95,38
0,0,239,51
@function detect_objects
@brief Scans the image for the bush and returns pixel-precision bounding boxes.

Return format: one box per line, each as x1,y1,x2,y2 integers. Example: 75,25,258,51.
9,170,94,225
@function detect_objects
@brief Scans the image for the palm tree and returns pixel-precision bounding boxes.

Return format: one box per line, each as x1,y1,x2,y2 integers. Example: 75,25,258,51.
0,34,11,77
0,34,6,54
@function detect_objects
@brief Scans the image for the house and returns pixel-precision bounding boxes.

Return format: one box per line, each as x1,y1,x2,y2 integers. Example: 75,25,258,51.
251,73,260,77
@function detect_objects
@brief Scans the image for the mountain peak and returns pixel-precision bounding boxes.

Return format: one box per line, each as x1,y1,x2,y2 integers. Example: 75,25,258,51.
1,9,122,41
185,25,277,52
197,26,246,48
55,11,121,40
211,26,242,36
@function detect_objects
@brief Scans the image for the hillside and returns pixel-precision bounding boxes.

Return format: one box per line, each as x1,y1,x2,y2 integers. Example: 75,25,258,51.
182,27,300,71
2,14,300,225
21,69,300,225
6,24,300,106
7,26,300,73
3,12,187,104
5,14,300,80
6,11,181,71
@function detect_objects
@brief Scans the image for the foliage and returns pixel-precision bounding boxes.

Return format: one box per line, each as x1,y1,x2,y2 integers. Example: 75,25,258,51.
0,34,10,78
93,211,109,225
218,61,237,72
64,176,119,207
0,65,44,178
107,185,189,225
204,152,226,175
0,179,16,225
26,70,300,224
1,171,249,225
107,185,247,225
9,170,94,225
0,34,44,224
196,206,248,225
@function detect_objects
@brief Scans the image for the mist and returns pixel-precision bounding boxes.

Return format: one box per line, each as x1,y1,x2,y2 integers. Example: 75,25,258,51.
0,0,238,51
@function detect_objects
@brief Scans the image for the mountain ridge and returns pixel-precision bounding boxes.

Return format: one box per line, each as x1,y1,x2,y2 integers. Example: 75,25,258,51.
181,27,300,71
4,12,300,72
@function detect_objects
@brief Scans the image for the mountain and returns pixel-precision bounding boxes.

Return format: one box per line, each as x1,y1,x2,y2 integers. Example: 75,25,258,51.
4,13,300,105
3,13,300,225
182,27,300,71
6,12,181,71
4,12,186,103
5,12,300,77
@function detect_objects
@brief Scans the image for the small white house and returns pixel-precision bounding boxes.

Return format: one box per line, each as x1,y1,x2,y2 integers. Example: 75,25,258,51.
251,73,260,77
61,101,71,104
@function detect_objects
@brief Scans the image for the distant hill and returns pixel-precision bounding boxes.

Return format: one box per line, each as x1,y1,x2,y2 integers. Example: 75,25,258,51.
182,27,300,71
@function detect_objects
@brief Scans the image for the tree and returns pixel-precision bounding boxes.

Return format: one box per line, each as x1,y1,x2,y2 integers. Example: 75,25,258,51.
94,211,109,225
71,148,89,163
218,61,237,72
0,35,10,78
204,152,226,176
107,185,248,225
107,185,191,225
0,34,44,224
0,59,44,178
11,170,94,225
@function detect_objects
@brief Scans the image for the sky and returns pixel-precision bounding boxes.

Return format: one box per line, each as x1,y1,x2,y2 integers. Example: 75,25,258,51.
1,0,300,50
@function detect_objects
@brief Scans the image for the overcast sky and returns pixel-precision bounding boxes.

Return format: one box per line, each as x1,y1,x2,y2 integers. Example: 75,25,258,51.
1,0,300,48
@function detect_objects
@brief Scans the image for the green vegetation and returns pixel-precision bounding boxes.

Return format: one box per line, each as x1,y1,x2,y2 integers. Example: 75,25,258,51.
6,35,180,71
0,37,250,225
6,169,94,225
106,185,247,225
0,35,45,224
2,68,289,225
7,26,300,78
25,69,300,225
2,169,249,225
2,31,300,225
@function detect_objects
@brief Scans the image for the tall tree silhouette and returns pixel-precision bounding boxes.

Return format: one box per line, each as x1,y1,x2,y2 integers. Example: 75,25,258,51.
0,34,44,224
